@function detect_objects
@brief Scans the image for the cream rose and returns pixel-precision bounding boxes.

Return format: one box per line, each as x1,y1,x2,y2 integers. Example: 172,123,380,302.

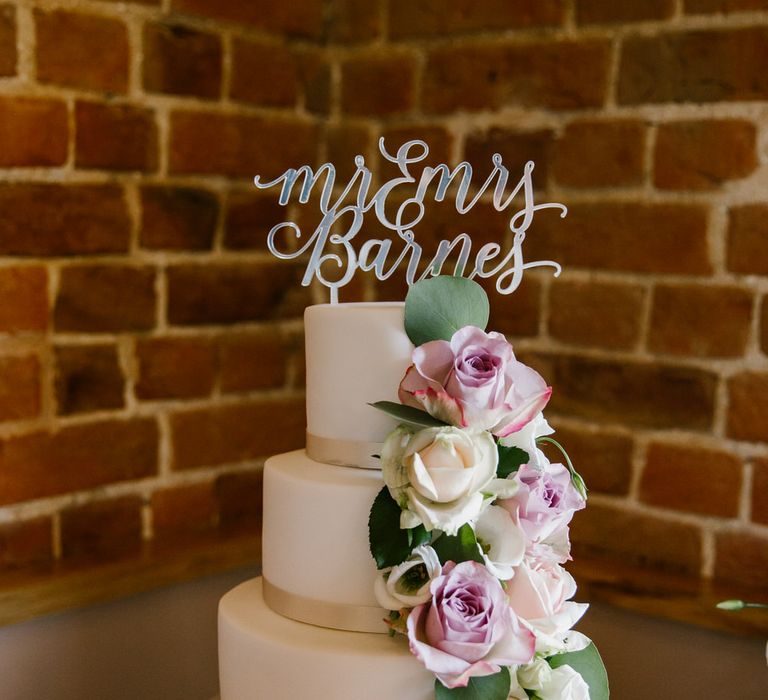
536,665,590,700
381,426,498,535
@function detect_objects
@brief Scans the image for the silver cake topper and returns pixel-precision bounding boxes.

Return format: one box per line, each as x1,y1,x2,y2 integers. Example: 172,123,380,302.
255,139,566,304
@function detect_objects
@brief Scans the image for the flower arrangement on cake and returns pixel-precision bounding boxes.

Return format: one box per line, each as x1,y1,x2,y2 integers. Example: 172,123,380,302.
368,275,609,700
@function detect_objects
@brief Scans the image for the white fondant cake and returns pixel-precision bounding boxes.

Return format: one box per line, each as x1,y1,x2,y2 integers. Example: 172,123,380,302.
218,302,432,699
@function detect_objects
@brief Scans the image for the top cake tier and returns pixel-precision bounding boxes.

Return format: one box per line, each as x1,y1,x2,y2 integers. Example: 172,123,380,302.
304,303,413,468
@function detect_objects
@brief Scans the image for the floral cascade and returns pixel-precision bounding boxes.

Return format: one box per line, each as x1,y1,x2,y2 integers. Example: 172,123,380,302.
368,277,609,700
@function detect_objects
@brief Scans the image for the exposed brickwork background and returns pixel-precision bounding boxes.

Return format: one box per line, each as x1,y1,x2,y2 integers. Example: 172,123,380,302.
0,0,765,601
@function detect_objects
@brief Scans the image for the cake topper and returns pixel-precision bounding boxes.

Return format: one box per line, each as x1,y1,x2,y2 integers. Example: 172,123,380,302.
255,139,566,304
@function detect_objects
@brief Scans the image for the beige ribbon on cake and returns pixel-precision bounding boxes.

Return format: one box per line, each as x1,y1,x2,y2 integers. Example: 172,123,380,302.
306,432,382,469
263,578,388,634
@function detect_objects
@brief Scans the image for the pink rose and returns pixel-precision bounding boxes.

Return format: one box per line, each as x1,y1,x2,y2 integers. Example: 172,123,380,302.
407,560,535,689
499,461,585,545
398,326,551,437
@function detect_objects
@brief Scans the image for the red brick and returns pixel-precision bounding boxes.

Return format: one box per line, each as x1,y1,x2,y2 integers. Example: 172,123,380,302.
143,23,221,99
727,372,768,443
424,40,611,113
298,50,332,115
60,496,143,563
35,10,128,93
75,101,158,172
525,202,711,276
465,128,553,188
571,503,702,576
0,184,130,256
54,265,156,333
751,458,768,525
0,97,67,167
762,297,768,355
685,0,768,12
170,111,318,180
378,124,454,183
548,279,645,350
649,284,752,358
619,28,768,105
171,0,324,38
54,344,125,415
152,482,217,541
528,352,717,431
546,423,634,496
0,418,157,506
726,205,768,276
553,119,647,188
390,0,564,38
167,262,309,326
220,332,288,393
641,442,742,517
0,355,40,423
140,186,218,251
135,336,216,400
715,530,768,588
485,275,542,339
654,120,757,190
576,0,674,23
223,191,284,250
170,398,304,470
341,52,417,116
0,5,16,76
230,39,297,107
325,123,374,182
216,469,263,533
0,518,52,571
0,267,47,332
326,0,383,42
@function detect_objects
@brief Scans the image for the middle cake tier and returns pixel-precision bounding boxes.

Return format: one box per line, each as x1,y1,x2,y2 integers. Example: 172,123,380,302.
262,450,388,633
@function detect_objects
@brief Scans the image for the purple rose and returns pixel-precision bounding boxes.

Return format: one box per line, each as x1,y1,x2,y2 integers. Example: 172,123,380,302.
406,560,535,689
499,461,585,546
398,326,551,436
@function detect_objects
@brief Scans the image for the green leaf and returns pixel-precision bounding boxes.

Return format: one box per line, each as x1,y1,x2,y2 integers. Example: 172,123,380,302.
497,445,529,479
404,276,490,346
548,643,609,700
432,523,483,565
369,401,448,428
369,487,430,569
434,667,511,700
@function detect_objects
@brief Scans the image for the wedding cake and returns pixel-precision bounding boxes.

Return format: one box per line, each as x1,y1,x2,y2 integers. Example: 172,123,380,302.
218,301,438,699
219,139,608,700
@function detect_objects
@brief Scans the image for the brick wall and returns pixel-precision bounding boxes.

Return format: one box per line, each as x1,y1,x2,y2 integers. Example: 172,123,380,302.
0,0,766,597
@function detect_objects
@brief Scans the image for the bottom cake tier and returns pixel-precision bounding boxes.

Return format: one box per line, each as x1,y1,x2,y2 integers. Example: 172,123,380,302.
219,577,434,700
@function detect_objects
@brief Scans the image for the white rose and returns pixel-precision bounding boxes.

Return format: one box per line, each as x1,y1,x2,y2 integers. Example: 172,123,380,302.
382,426,498,535
374,545,441,611
507,558,588,655
474,505,525,580
517,657,552,691
536,664,590,700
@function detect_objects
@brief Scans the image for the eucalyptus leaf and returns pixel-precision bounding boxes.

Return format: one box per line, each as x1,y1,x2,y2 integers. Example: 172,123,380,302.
404,276,490,346
497,445,529,479
548,643,609,700
369,401,448,428
369,487,429,569
432,523,483,565
434,667,511,700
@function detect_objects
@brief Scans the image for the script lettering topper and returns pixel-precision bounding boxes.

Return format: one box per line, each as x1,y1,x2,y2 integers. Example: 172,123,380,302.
255,139,566,304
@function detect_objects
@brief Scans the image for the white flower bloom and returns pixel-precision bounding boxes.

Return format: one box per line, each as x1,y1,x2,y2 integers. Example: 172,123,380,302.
374,545,442,611
517,657,552,691
474,505,525,580
536,664,590,700
499,412,554,468
382,426,498,535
